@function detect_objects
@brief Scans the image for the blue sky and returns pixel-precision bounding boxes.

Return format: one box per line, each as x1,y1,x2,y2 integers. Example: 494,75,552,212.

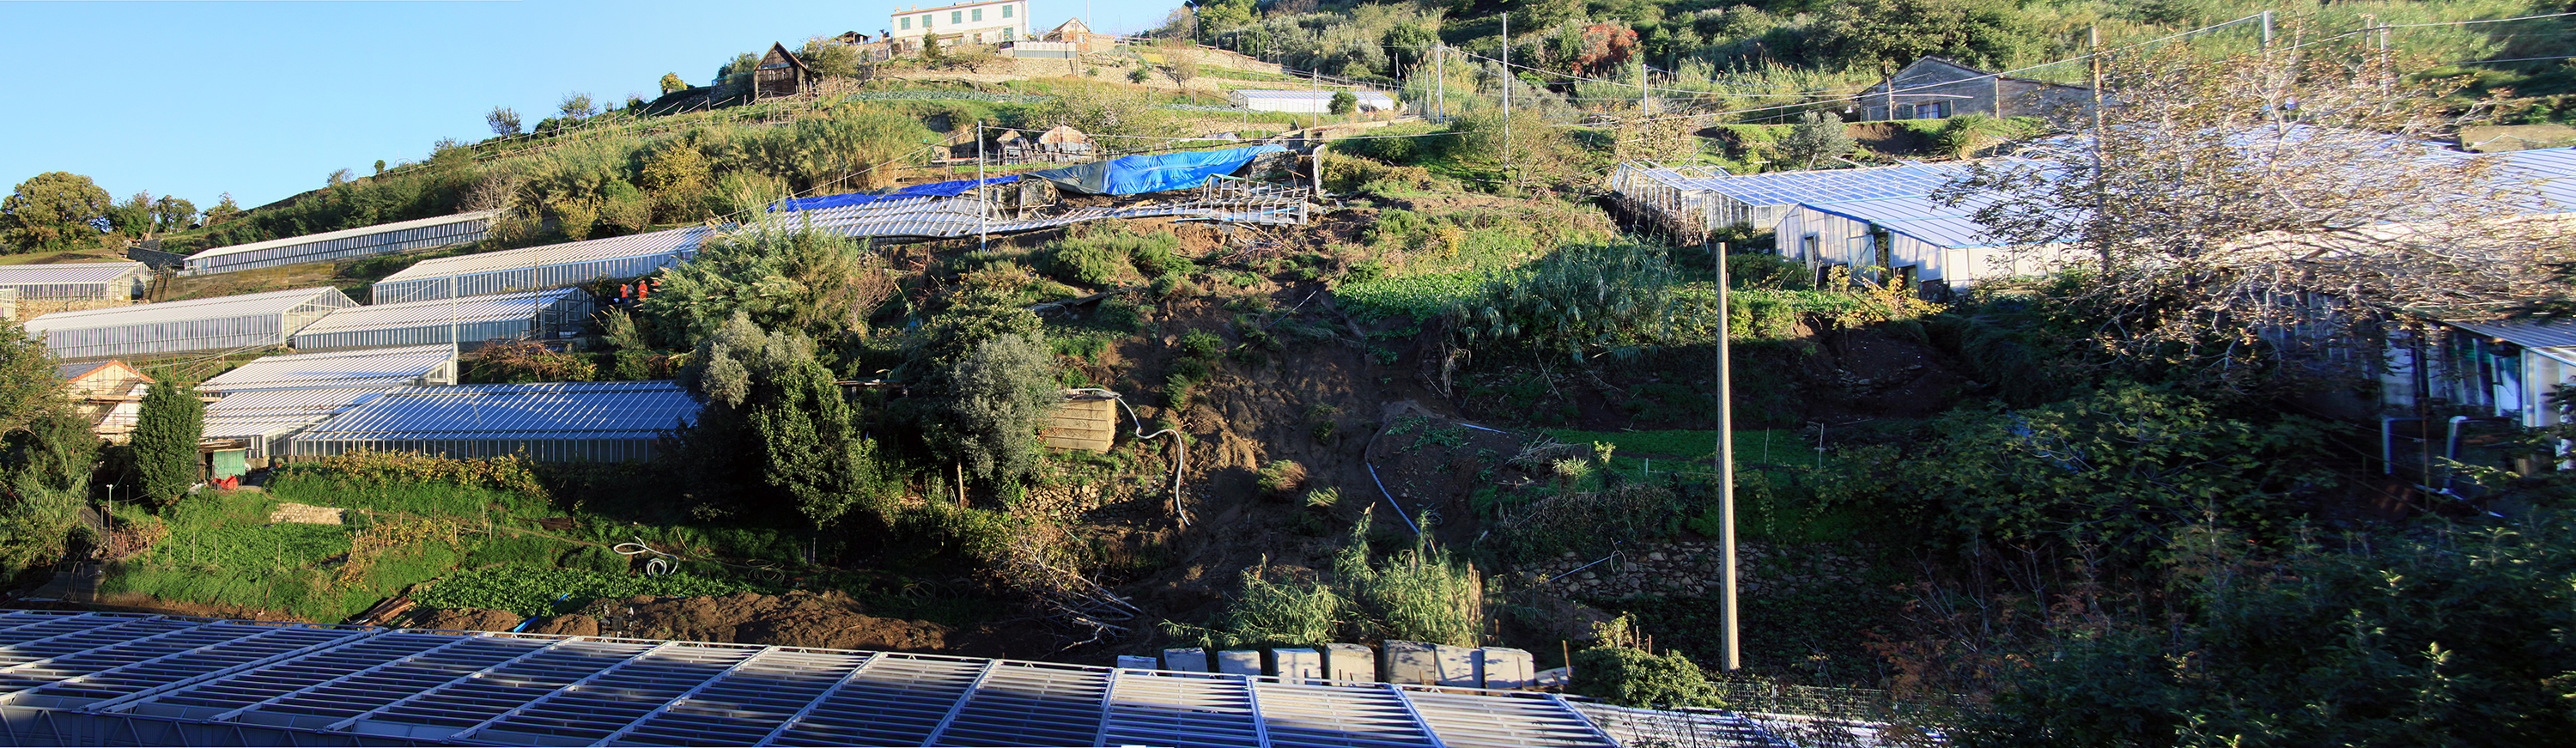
0,0,1177,211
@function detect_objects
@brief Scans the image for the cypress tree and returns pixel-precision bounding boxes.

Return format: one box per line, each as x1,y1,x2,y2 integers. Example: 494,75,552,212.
132,380,203,504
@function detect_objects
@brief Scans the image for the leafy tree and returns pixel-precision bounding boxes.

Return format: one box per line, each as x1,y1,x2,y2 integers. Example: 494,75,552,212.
921,32,943,62
1382,25,1437,76
910,331,1060,487
200,192,242,226
798,36,861,78
716,52,762,99
1575,23,1640,77
641,222,890,346
558,92,596,119
1,172,112,251
1814,386,2325,559
1571,647,1719,708
675,313,894,526
1949,46,2575,369
1030,83,1184,137
3,410,96,499
106,192,155,236
131,380,204,505
486,106,523,137
1816,0,2036,71
659,72,688,94
1962,517,2576,746
0,319,64,441
1510,0,1583,32
1774,111,1852,170
1158,57,1201,95
1328,90,1358,116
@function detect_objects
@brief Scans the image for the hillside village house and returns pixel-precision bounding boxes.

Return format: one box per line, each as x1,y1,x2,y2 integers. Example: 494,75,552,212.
755,42,811,98
891,0,1030,52
55,361,151,442
1858,57,2091,121
1042,17,1118,53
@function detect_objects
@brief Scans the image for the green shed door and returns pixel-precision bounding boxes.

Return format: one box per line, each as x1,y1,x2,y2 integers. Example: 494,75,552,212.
209,449,248,480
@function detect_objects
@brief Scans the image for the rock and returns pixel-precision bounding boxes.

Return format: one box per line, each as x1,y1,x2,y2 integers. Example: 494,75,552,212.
1578,571,1596,581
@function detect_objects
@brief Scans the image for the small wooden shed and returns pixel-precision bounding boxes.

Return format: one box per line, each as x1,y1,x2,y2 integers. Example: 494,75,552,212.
1036,125,1094,154
1042,390,1120,453
756,42,811,98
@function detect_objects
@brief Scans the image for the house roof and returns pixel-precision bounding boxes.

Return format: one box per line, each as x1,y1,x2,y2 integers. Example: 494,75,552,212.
1689,161,1979,207
200,344,455,392
1871,56,2090,91
23,287,354,331
2448,318,2576,350
52,361,146,383
375,226,707,284
0,609,1722,748
296,380,702,442
293,288,586,338
759,42,810,73
1801,194,2031,248
0,262,145,288
185,211,502,261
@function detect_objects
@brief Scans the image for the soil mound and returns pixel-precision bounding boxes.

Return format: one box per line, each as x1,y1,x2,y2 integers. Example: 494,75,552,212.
623,591,952,651
410,607,521,632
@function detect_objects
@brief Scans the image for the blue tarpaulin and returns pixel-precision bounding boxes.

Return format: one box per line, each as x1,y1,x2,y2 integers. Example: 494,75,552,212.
771,177,1017,212
1027,145,1289,195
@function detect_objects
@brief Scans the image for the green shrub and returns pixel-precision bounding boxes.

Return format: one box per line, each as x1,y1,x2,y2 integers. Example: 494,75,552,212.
1180,330,1226,359
1257,459,1307,496
1570,646,1720,708
1046,241,1131,286
415,564,751,617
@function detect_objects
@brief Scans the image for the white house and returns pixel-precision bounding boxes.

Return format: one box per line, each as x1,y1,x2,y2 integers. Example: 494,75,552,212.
891,0,1030,50
1229,89,1399,114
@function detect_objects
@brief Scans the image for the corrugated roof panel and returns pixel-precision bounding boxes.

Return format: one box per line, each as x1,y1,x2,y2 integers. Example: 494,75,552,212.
295,380,700,441
0,611,1777,748
203,386,398,442
1700,162,1977,207
22,287,352,331
2449,318,2576,349
187,211,504,261
375,227,708,283
291,289,584,337
0,262,144,287
200,345,455,392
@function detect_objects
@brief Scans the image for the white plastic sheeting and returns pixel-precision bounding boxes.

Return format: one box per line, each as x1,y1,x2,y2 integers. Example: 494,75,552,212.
199,344,457,392
21,287,356,360
291,380,699,462
370,226,706,304
0,261,146,300
289,288,594,351
181,210,501,276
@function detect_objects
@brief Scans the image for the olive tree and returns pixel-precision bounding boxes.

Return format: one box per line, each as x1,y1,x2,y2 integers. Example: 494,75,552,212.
1947,46,2575,368
1,172,112,251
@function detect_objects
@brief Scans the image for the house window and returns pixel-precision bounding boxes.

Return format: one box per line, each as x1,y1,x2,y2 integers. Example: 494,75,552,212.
901,16,911,29
922,14,933,27
1002,3,1013,17
1894,103,1916,119
1000,27,1013,41
972,8,982,21
951,10,963,22
1922,100,1951,119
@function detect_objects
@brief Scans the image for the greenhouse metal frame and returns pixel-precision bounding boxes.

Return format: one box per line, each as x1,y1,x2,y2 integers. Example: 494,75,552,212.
22,286,357,361
202,386,401,459
369,227,707,304
200,344,458,392
290,380,698,462
290,288,595,351
179,210,503,276
0,610,1784,748
0,261,147,301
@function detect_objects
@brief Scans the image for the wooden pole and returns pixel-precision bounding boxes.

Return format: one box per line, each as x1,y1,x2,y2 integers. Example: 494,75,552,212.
1716,239,1740,672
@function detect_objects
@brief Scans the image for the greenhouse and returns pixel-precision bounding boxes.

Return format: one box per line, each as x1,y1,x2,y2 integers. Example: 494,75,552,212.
0,261,147,301
202,386,400,460
369,226,706,304
199,344,457,392
0,610,1727,748
179,210,502,276
291,380,700,462
21,287,356,361
1609,161,1978,232
1774,194,2082,292
289,288,595,352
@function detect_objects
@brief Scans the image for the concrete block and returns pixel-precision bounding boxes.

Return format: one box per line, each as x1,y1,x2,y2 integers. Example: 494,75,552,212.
1216,649,1262,676
1432,644,1481,688
1267,648,1323,683
1479,648,1535,689
1382,640,1438,684
1322,642,1376,683
1162,648,1208,672
1115,654,1158,671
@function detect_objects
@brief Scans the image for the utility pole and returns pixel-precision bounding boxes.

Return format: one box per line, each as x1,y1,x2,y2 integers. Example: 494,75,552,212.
2261,9,2275,52
2089,26,2110,276
1435,42,1445,122
1715,239,1740,672
1502,12,1512,178
976,120,988,252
